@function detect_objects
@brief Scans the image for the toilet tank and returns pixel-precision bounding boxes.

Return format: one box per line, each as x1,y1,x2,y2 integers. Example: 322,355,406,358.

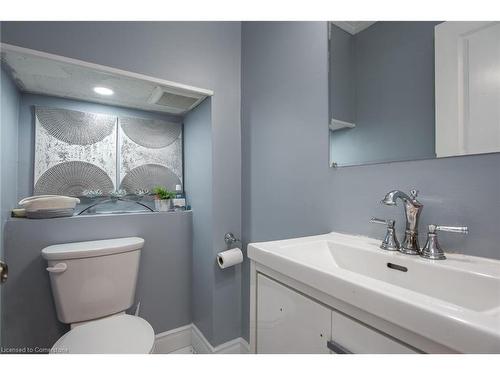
41,237,144,324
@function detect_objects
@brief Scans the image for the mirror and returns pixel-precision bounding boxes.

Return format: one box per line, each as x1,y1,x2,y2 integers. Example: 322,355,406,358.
328,21,500,167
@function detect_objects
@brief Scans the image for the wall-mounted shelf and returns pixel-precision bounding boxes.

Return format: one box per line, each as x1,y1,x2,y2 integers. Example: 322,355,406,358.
329,118,356,132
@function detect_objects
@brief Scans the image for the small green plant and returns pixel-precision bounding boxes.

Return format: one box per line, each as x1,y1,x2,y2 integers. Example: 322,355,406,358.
152,186,175,200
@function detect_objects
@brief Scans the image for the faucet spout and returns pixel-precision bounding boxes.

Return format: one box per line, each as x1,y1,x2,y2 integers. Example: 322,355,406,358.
381,189,423,255
381,190,420,206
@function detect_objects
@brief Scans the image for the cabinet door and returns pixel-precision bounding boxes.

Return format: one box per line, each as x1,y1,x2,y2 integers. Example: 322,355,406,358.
256,274,331,353
330,311,418,354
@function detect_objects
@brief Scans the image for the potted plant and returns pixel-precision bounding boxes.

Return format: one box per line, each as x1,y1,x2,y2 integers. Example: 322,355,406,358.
152,186,175,212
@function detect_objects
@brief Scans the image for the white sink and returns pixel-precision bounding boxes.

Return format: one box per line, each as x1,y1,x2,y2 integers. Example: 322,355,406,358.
248,232,500,353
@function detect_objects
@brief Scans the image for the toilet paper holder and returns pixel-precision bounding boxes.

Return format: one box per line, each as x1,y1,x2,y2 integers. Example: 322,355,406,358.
224,232,241,247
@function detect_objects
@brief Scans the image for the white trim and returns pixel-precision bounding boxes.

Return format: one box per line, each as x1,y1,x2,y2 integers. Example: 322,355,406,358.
191,324,249,354
153,324,192,354
330,21,376,35
329,118,356,132
0,43,214,97
190,324,212,354
217,338,250,354
154,324,249,354
169,346,195,354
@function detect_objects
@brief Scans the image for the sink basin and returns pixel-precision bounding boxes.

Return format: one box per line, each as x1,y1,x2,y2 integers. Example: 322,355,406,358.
278,239,500,312
248,232,500,353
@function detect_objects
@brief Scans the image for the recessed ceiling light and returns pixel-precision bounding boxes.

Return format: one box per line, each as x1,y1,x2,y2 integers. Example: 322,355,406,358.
93,86,114,96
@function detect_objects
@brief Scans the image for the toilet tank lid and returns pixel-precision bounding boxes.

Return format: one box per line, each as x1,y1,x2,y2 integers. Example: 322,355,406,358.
41,237,144,260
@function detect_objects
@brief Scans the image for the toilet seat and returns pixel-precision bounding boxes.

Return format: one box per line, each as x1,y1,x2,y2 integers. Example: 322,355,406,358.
51,314,155,354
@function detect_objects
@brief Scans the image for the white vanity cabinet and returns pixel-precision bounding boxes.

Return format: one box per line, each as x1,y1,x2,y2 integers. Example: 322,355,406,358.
255,273,418,354
249,232,500,353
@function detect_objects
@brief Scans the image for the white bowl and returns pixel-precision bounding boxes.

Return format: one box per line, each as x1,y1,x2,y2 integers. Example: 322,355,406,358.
18,195,80,211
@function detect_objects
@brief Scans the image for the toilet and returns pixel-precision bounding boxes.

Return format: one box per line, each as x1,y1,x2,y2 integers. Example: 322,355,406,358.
41,237,155,354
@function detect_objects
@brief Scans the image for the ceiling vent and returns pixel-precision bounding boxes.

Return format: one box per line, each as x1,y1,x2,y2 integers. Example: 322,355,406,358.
148,86,205,113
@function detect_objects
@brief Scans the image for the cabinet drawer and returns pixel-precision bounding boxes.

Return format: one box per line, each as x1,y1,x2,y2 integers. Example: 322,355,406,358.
331,311,418,354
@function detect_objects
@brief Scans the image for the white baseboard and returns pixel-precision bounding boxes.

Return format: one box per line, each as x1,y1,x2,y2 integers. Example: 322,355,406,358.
154,324,249,354
191,324,249,354
153,324,192,354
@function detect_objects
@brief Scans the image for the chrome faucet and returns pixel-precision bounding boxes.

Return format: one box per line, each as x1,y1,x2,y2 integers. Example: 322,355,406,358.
381,189,423,255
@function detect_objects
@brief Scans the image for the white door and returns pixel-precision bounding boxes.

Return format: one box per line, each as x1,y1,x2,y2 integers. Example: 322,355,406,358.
435,21,500,157
256,274,331,353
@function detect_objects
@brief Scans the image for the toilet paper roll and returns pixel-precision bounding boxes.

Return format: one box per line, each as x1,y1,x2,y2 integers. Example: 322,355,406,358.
217,248,243,269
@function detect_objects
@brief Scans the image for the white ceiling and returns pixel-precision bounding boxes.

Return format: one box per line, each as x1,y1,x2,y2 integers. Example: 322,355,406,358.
331,21,377,35
1,44,210,115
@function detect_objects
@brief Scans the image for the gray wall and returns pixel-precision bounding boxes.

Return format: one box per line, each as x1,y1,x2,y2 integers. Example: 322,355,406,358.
18,93,181,200
241,21,333,339
1,21,242,346
330,21,439,166
184,98,242,345
1,212,192,350
0,67,21,348
0,68,19,233
184,98,214,339
241,21,500,340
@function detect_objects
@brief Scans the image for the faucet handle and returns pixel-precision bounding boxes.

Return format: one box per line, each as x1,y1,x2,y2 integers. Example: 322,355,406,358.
409,189,419,199
370,218,399,251
421,224,468,260
428,224,468,235
370,217,395,227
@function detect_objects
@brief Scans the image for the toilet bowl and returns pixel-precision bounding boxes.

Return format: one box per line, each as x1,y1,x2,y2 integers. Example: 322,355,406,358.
51,314,155,354
42,237,155,354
